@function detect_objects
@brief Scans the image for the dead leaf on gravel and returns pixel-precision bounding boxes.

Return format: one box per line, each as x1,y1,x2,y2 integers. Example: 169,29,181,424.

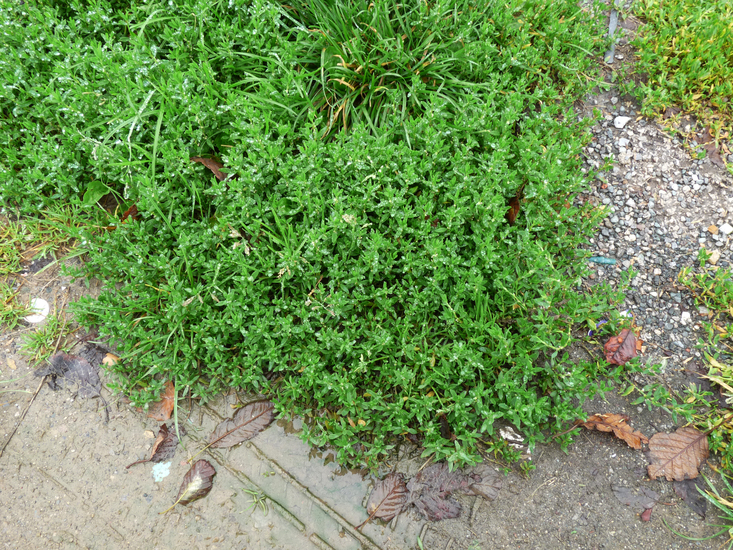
604,329,639,365
674,478,707,518
161,459,216,514
147,381,175,421
190,156,227,181
701,127,727,168
580,413,648,449
648,427,709,481
358,472,409,529
611,484,659,512
126,423,186,469
208,401,275,448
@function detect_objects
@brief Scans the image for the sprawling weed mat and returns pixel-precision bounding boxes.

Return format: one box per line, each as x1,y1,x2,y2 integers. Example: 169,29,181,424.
1,0,622,467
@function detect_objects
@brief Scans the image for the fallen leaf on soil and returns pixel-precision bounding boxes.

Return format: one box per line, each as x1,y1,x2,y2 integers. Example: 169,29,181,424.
35,353,102,398
464,464,502,501
359,472,408,528
674,477,707,518
125,423,186,469
406,463,474,521
161,459,216,514
102,353,119,366
208,401,275,448
611,484,659,512
147,381,175,421
648,427,709,481
640,507,652,522
191,156,227,181
604,329,638,365
580,413,648,449
34,353,110,422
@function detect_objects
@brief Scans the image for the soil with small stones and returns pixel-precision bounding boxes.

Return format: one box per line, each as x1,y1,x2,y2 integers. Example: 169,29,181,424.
2,8,732,550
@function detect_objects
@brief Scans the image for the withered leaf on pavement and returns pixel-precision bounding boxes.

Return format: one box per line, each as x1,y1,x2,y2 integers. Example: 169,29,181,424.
648,427,709,481
611,484,659,512
674,477,707,518
125,423,186,469
580,413,649,449
604,329,639,365
208,401,275,448
35,352,109,421
190,156,227,181
161,459,216,514
147,381,175,421
358,472,409,529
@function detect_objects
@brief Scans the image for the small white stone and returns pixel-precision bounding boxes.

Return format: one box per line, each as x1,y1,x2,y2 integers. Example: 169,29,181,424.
24,298,50,323
719,223,733,235
618,137,630,147
614,116,632,129
680,312,691,325
626,198,636,207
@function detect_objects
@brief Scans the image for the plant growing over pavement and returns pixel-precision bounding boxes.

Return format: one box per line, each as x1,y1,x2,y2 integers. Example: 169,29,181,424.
2,0,633,469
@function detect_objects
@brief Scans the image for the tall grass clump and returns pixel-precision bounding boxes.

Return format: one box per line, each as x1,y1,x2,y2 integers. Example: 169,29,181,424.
1,0,622,468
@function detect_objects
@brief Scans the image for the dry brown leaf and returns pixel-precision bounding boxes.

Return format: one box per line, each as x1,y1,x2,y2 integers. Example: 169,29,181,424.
604,329,638,365
648,427,709,481
161,459,216,514
208,401,275,448
505,197,520,225
190,156,227,181
580,413,648,449
358,472,408,529
147,381,175,421
125,423,184,469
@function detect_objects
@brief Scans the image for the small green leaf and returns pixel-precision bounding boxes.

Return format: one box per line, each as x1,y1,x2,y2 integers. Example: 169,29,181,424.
83,181,113,206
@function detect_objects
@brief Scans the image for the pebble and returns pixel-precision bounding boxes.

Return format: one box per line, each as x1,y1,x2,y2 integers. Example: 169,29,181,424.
720,223,733,235
614,116,631,129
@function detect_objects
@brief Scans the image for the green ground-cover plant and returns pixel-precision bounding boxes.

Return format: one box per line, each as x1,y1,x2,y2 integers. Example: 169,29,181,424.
631,0,733,138
1,0,630,468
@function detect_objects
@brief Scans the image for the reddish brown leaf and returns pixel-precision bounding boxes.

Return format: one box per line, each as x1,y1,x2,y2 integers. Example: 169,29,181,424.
580,413,648,449
191,156,227,181
406,463,473,521
604,329,638,365
161,459,216,513
125,423,185,469
364,473,408,523
208,401,275,448
505,196,520,225
121,204,139,222
147,381,175,421
640,507,652,522
648,427,709,481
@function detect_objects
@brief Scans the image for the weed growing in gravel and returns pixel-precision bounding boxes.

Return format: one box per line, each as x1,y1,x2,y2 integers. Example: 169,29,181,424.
2,0,633,468
631,0,733,135
677,256,733,471
0,283,31,331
